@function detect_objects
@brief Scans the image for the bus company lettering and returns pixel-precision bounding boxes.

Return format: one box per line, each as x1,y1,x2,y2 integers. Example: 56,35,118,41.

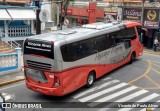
111,46,123,54
28,42,51,48
28,42,41,47
42,43,51,48
95,50,110,61
95,46,123,61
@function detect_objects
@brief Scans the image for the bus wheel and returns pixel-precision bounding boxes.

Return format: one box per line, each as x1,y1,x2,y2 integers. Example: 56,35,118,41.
129,53,135,64
86,72,95,87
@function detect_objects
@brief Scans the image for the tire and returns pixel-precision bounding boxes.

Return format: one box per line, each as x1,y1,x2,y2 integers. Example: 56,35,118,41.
129,53,134,64
86,72,95,87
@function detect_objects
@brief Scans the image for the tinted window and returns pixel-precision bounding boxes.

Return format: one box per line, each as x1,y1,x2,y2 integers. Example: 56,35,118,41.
24,39,54,59
107,32,116,47
117,27,136,40
136,26,143,42
61,34,109,62
61,32,121,62
94,35,108,52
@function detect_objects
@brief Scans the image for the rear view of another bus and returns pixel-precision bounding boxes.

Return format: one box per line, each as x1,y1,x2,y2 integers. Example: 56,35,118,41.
23,35,64,96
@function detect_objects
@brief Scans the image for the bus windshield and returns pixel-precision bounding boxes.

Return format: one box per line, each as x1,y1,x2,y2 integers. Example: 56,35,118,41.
24,39,54,59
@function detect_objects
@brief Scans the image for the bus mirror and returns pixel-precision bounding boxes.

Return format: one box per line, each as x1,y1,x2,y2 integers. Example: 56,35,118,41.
142,28,148,37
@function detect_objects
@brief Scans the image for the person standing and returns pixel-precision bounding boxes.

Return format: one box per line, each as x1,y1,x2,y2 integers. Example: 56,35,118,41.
154,37,159,51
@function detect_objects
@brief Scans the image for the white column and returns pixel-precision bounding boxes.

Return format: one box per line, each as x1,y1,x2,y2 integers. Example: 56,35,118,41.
16,48,22,71
31,20,34,34
57,4,59,26
4,20,8,37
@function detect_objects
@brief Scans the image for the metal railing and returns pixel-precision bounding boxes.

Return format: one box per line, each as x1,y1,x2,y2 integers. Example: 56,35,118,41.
3,36,20,49
1,32,20,53
0,27,4,37
8,25,32,37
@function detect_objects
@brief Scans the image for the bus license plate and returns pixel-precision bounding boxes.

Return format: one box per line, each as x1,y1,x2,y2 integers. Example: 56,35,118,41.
26,68,47,83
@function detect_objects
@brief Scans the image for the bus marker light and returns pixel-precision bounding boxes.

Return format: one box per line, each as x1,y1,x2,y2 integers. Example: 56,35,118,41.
54,83,59,87
49,74,54,79
139,52,142,55
54,76,60,87
51,41,54,45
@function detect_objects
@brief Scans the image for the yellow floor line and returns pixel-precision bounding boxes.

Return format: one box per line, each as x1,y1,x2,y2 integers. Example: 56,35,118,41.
143,51,160,56
129,83,144,90
151,61,160,64
144,75,160,88
151,63,160,68
142,59,160,64
144,87,160,89
151,68,160,75
0,78,25,86
128,60,151,84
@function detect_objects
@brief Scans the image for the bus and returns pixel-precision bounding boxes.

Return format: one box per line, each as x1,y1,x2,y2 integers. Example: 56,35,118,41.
23,21,143,96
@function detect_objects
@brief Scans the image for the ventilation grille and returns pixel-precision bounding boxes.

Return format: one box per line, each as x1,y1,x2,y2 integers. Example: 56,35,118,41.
27,60,52,70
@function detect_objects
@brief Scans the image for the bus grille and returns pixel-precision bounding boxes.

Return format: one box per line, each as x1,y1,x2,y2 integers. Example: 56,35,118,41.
27,60,52,70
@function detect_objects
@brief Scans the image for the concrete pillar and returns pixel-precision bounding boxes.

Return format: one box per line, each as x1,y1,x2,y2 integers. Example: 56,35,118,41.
4,20,8,37
51,2,58,26
16,48,22,71
57,4,60,26
31,20,34,34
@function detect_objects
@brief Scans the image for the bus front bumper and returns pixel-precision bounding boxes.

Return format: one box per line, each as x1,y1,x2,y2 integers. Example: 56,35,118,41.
26,81,63,96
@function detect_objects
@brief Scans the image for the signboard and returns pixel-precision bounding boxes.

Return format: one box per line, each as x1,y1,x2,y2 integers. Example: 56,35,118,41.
24,39,54,60
39,9,49,23
123,8,142,22
104,7,122,21
87,9,95,12
144,9,159,28
104,8,117,20
63,19,69,26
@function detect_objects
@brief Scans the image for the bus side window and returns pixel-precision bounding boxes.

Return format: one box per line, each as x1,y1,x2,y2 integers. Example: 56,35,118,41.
80,38,96,58
80,42,87,58
115,31,123,45
86,39,96,55
115,29,132,48
75,44,82,59
61,45,69,61
118,28,136,40
108,32,116,47
61,42,80,62
106,35,110,49
125,28,136,40
136,26,143,43
94,35,107,52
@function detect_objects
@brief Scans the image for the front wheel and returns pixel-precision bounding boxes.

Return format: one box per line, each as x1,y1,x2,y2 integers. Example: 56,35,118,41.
86,72,95,87
129,53,135,64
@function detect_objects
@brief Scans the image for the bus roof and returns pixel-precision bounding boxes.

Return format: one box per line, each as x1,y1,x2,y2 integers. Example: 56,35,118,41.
27,21,141,43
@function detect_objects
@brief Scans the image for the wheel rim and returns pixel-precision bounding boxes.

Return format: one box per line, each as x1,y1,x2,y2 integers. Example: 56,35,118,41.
88,75,94,85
